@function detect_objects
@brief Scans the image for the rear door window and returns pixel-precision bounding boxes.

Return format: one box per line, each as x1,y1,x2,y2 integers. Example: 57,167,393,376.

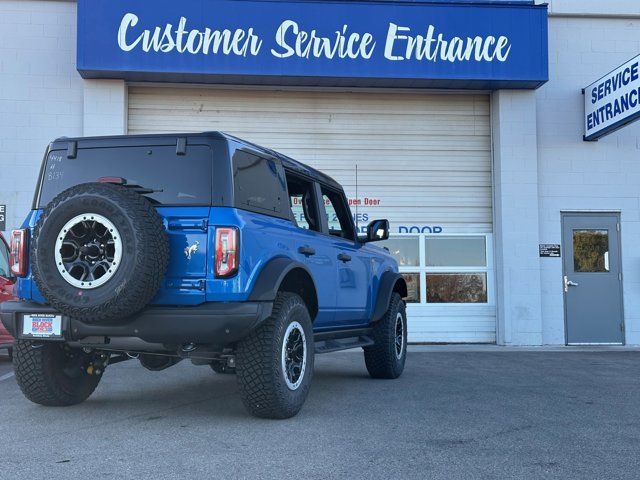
232,149,287,217
38,145,213,207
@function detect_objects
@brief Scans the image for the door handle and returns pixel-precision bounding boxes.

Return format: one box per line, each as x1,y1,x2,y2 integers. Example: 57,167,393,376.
337,253,352,263
564,275,579,293
298,246,316,256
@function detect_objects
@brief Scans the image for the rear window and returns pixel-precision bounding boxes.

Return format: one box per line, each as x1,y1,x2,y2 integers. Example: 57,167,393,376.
38,145,213,207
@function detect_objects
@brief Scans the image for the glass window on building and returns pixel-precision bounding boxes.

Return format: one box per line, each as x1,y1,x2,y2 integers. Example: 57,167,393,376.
379,234,491,305
401,273,421,303
379,236,420,267
425,236,486,267
426,273,487,303
425,236,488,304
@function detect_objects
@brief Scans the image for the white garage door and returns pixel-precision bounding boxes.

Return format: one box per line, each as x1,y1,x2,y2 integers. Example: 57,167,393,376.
128,86,495,343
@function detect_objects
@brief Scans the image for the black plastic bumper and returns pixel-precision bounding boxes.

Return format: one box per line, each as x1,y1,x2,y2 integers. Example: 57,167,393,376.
0,300,273,347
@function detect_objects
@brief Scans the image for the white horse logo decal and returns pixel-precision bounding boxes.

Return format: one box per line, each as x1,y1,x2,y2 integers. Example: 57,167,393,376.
184,241,199,260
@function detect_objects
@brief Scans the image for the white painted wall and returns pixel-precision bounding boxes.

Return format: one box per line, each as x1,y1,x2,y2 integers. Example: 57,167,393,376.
492,90,544,345
0,0,83,233
536,16,640,344
542,0,640,17
83,79,127,137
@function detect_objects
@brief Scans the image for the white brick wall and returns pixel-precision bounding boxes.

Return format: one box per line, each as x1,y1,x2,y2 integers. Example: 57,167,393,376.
0,0,82,233
537,16,640,344
543,0,640,17
83,79,127,136
492,90,544,345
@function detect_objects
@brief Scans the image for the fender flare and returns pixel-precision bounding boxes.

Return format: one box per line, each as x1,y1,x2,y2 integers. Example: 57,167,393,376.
248,257,317,303
372,271,408,323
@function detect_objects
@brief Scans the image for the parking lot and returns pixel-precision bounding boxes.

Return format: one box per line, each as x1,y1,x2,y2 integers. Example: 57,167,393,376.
1,347,639,479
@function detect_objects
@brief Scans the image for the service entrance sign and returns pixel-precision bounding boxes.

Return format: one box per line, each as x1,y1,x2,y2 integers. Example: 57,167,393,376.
584,54,640,141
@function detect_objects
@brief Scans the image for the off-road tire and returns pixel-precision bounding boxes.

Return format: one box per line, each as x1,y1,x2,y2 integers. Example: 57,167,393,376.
13,340,101,406
31,182,169,323
236,292,314,419
364,292,407,379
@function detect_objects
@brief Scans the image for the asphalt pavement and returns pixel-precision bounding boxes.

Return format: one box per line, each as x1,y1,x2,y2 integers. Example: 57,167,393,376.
0,347,639,479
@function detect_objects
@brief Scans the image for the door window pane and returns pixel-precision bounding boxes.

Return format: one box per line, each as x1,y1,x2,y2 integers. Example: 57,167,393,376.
379,237,419,266
573,229,610,272
321,187,355,240
426,273,487,303
425,237,486,267
285,174,320,232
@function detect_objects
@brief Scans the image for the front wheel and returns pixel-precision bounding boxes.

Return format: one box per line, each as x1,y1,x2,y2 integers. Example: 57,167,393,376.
364,292,407,379
13,340,102,406
236,292,314,419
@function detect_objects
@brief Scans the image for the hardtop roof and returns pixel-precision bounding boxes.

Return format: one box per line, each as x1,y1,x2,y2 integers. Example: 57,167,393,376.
51,131,342,191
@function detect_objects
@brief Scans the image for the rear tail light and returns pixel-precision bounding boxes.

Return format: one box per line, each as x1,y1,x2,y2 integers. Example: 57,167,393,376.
215,227,239,278
10,229,28,277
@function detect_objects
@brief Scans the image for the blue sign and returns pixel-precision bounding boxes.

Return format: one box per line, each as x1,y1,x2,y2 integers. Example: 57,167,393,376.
583,54,640,141
77,0,548,89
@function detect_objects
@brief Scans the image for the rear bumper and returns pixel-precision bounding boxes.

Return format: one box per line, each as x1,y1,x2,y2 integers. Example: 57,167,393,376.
0,300,272,348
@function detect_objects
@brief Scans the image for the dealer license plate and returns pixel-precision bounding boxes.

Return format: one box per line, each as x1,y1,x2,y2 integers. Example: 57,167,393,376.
22,314,63,338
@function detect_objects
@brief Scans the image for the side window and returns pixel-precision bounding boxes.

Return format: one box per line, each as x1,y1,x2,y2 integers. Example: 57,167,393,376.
285,172,321,232
321,186,355,240
233,150,286,216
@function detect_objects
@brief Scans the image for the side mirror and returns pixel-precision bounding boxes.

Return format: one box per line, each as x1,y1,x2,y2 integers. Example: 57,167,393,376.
365,219,389,242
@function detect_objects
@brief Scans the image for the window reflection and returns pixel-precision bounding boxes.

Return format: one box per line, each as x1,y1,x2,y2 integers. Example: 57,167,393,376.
427,273,487,303
379,237,419,266
426,237,486,267
573,230,609,272
401,273,420,303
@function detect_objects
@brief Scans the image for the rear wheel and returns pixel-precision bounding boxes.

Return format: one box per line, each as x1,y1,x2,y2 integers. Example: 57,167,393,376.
13,340,102,406
236,292,314,419
364,292,407,379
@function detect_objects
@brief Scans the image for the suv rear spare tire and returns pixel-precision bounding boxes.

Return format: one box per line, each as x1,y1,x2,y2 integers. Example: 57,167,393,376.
31,182,169,323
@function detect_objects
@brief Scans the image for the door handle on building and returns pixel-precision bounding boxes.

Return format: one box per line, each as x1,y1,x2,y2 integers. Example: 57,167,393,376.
564,275,579,293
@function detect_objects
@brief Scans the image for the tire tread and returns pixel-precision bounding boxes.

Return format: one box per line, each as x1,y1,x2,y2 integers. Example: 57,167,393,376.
236,292,313,419
364,292,407,379
13,340,100,406
31,182,169,323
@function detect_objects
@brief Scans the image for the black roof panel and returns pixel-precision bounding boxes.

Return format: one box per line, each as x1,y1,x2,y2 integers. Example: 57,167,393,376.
50,131,342,191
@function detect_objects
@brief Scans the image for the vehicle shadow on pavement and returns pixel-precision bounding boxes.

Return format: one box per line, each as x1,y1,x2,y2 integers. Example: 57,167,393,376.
2,352,388,423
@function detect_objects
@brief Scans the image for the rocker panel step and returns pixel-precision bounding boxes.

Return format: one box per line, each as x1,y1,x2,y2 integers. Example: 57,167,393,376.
314,335,374,354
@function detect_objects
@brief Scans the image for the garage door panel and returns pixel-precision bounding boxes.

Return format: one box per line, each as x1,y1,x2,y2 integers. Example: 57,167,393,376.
128,86,495,343
128,86,492,232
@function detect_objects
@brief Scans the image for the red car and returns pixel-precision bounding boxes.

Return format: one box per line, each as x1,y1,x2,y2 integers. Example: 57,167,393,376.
0,232,15,359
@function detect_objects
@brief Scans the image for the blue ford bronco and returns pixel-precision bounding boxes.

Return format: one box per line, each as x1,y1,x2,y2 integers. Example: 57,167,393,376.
1,132,407,418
